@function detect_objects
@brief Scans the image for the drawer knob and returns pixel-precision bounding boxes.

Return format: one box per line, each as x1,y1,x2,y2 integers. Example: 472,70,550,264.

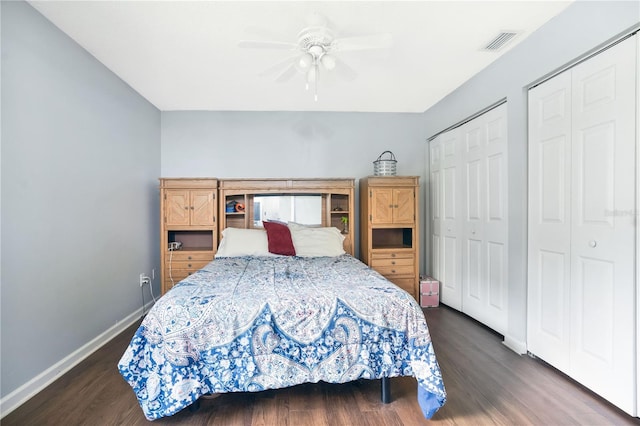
391,253,396,258
589,240,597,248
391,261,396,265
391,269,396,273
188,264,192,268
188,256,192,260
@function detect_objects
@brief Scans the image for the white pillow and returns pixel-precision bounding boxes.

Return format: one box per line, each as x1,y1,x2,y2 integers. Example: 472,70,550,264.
216,227,272,257
287,222,345,257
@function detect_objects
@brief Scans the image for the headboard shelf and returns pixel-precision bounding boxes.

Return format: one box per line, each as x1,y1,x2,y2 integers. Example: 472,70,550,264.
218,178,355,256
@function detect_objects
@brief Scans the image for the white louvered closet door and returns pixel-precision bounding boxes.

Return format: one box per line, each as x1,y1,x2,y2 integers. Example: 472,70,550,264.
528,34,637,415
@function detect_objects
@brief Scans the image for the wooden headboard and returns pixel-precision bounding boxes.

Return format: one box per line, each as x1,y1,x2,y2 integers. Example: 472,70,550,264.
218,178,355,256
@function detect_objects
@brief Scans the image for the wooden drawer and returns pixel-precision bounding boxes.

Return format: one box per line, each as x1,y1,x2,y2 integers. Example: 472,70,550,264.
372,257,414,276
165,260,210,270
166,251,213,261
164,258,213,288
371,251,414,277
371,256,414,268
374,264,414,276
371,252,413,260
164,268,199,287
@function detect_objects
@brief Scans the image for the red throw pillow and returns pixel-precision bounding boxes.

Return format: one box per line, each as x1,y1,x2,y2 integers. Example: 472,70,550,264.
263,221,296,256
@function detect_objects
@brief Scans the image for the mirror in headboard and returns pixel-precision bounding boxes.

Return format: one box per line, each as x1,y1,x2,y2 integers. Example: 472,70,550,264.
253,195,322,227
218,178,356,256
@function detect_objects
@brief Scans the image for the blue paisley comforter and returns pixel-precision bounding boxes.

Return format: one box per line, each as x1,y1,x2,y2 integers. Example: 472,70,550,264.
118,254,446,420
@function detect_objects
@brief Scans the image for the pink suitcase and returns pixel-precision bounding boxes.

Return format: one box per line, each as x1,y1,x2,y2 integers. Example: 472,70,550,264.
420,277,439,294
420,292,440,308
419,276,440,308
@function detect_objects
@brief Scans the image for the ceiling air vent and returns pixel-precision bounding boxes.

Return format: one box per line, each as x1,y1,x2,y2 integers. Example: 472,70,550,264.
482,31,520,51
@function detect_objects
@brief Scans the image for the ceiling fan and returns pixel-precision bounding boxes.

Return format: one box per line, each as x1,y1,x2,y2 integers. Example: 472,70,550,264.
238,13,393,101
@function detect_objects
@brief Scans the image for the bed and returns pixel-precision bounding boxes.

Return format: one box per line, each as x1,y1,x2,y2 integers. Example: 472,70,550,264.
118,224,447,421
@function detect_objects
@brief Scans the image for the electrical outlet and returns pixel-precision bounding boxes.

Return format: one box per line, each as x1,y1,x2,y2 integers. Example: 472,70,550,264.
139,273,151,287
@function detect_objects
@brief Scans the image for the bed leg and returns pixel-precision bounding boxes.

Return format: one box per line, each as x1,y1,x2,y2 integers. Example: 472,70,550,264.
188,399,201,412
381,377,391,403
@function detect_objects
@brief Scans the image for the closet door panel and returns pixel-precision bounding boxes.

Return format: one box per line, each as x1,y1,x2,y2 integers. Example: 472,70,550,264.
575,257,614,360
430,104,508,333
487,153,505,223
462,105,508,333
461,120,487,319
527,70,572,371
483,107,508,332
439,131,463,309
541,137,567,222
466,160,481,221
431,234,441,281
465,238,482,301
430,141,442,282
538,250,568,340
487,241,505,310
569,36,636,414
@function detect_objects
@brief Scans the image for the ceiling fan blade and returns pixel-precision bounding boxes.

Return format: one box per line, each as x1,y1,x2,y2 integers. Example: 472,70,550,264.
333,58,358,81
332,33,393,52
275,63,298,83
238,40,298,50
259,56,299,77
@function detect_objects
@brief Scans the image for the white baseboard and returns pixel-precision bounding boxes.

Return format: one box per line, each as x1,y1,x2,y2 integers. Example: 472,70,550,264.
0,301,153,419
502,335,527,355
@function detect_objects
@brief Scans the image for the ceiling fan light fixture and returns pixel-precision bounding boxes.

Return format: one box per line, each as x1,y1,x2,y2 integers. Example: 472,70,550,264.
299,52,314,69
320,54,336,70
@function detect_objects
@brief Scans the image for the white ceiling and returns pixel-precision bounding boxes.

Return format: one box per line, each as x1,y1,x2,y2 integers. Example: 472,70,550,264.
29,1,572,113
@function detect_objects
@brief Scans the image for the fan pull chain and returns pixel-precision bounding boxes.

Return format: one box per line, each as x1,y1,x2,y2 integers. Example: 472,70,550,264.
314,63,319,101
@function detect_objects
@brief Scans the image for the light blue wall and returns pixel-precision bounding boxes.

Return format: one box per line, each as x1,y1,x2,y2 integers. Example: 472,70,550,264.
1,1,160,398
161,112,426,178
161,110,429,258
2,0,637,409
421,0,640,349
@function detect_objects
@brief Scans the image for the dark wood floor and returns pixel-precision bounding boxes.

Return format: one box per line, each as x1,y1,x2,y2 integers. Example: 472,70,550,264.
3,305,639,425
